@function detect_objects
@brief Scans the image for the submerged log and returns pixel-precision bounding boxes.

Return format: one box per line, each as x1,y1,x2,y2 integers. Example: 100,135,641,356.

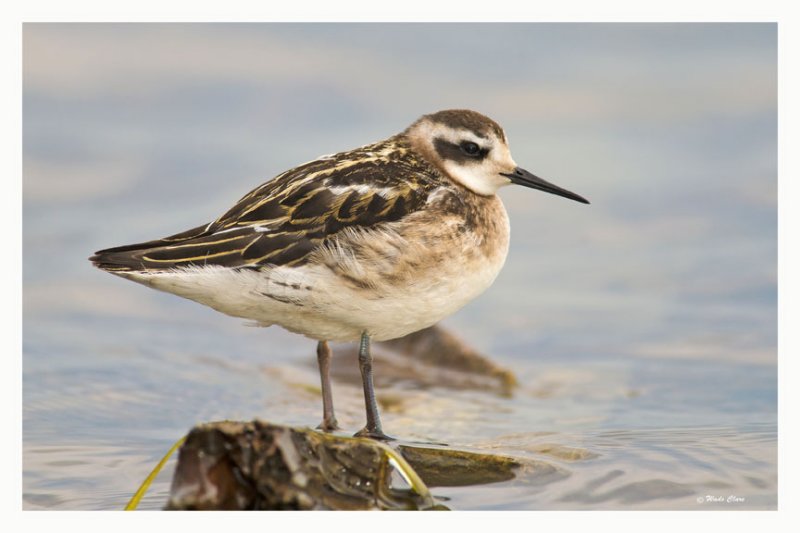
165,420,554,510
331,325,518,397
381,325,517,392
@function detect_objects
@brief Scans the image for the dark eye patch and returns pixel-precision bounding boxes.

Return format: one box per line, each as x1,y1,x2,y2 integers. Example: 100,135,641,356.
433,137,489,164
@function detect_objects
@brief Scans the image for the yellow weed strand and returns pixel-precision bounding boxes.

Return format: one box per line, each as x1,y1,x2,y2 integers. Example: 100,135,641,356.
125,436,186,511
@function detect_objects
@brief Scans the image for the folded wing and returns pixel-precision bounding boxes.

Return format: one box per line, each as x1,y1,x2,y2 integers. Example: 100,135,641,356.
90,142,443,273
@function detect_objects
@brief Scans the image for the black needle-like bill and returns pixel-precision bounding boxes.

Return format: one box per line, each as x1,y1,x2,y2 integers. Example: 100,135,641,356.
501,167,590,204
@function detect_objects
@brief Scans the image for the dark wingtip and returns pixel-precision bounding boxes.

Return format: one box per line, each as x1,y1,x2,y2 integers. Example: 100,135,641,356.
89,250,135,272
89,250,109,266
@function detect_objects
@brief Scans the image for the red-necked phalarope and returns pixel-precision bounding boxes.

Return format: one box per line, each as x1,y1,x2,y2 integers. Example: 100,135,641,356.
91,109,589,440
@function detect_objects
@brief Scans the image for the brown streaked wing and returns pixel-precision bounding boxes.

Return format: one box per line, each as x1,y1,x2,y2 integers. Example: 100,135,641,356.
90,227,259,272
91,138,446,272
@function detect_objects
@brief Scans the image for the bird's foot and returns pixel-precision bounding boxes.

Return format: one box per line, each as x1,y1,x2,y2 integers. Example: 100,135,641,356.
354,426,395,441
316,417,340,432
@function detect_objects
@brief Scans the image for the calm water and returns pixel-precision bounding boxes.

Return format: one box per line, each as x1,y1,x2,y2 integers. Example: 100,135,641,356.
22,23,777,510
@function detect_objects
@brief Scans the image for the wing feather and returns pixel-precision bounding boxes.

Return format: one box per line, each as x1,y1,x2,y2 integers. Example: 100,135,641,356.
90,137,448,273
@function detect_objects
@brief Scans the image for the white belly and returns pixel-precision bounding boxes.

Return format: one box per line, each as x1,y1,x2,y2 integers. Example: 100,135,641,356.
124,241,506,342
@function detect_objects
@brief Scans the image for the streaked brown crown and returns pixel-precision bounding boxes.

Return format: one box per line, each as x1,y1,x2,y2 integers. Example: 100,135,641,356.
406,109,506,141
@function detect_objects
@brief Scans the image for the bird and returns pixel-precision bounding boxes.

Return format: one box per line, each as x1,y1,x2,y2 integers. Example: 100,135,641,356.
90,109,589,440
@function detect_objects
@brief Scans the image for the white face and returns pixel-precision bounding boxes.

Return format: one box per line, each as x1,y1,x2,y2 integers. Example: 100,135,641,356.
408,121,518,196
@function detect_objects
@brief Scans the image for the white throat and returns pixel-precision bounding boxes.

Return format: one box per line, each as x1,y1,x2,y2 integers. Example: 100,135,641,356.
442,160,511,196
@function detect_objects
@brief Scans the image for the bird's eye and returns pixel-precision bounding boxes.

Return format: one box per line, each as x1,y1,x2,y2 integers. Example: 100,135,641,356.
460,141,481,157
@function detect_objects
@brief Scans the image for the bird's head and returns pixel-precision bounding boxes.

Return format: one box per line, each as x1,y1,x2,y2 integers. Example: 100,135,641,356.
404,109,589,203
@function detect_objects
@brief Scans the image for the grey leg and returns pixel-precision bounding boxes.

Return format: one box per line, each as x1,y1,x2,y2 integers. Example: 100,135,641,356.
316,340,339,431
354,332,392,440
